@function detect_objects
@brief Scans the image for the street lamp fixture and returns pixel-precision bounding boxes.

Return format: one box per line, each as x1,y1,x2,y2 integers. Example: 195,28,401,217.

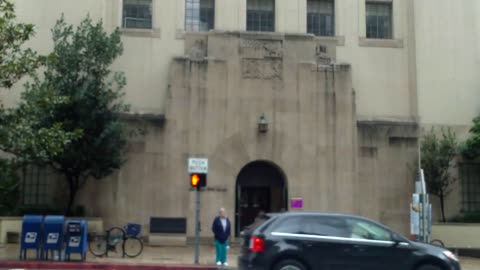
258,114,268,134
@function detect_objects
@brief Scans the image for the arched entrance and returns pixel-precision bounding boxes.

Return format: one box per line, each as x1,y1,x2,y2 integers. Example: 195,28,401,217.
235,160,288,235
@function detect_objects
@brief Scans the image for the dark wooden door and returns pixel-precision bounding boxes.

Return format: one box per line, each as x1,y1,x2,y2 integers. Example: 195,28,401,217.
239,187,271,231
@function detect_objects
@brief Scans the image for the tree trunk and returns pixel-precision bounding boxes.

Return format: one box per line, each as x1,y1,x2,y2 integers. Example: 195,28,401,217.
66,175,79,216
440,193,446,223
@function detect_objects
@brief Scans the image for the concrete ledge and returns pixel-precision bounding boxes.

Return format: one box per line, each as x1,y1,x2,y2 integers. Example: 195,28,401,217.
120,28,161,39
432,223,480,249
357,117,418,126
358,37,404,48
315,36,346,46
149,234,187,247
284,33,316,41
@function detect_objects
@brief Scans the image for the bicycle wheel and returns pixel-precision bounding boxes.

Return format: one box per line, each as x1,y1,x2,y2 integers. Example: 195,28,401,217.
430,239,445,247
123,237,143,258
89,234,108,257
106,227,125,255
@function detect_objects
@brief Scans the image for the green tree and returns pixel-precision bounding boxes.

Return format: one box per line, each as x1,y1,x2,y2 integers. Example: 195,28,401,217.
0,0,77,162
0,0,43,89
0,81,82,164
0,0,77,215
421,128,458,222
27,16,130,215
461,116,480,160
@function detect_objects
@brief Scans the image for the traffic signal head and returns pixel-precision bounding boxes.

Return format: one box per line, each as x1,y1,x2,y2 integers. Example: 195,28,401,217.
190,173,207,188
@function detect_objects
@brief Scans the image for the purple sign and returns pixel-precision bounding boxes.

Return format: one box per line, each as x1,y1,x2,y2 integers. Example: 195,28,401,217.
290,198,303,209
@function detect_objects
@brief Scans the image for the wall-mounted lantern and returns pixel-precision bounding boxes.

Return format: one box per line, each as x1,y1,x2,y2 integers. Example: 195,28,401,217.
258,114,268,134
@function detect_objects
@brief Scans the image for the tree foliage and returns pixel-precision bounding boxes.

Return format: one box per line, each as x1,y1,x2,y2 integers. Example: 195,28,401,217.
0,82,82,164
0,0,76,215
461,116,480,160
27,16,130,215
421,128,458,222
0,0,43,89
0,0,77,163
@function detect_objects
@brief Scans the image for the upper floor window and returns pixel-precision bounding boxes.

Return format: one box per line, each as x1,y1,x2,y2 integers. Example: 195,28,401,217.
22,165,52,207
123,0,153,29
307,0,334,37
247,0,275,32
185,0,215,32
461,163,480,213
366,1,392,39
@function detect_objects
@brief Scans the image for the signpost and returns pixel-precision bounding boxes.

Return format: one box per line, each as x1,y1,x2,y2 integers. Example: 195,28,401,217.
410,169,432,243
188,158,208,264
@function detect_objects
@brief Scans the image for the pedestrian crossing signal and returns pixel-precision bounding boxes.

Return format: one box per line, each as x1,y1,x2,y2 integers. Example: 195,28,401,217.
190,173,207,188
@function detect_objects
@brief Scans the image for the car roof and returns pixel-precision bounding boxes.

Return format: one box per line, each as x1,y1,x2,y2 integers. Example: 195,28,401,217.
270,211,383,224
258,211,402,238
272,211,354,217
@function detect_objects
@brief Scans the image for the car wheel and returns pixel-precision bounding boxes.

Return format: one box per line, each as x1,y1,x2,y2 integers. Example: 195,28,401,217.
274,259,308,270
417,264,443,270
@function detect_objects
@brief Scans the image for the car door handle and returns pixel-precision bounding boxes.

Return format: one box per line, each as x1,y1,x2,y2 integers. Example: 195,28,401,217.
302,241,314,247
352,244,367,252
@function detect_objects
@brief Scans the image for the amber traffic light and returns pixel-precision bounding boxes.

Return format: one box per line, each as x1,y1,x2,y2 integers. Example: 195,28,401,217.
190,173,207,188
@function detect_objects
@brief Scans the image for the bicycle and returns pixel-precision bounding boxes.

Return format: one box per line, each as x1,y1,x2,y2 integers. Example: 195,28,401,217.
89,223,143,258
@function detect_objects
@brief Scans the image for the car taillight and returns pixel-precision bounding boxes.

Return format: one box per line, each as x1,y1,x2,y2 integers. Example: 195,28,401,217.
249,236,265,252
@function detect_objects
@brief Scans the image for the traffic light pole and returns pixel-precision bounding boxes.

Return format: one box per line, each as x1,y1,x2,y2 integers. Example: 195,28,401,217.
194,186,200,264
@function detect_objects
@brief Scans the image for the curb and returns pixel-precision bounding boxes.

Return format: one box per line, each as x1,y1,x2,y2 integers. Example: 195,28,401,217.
0,261,222,270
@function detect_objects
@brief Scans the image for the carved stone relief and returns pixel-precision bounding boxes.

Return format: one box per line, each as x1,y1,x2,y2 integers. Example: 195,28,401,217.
242,59,282,79
240,39,283,59
189,39,207,61
315,44,332,65
240,39,283,79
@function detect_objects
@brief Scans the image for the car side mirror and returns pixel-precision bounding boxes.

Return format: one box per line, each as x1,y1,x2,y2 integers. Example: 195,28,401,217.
391,233,408,246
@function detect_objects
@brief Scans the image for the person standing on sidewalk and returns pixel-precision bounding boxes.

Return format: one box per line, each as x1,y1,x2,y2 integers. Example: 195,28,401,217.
211,208,231,266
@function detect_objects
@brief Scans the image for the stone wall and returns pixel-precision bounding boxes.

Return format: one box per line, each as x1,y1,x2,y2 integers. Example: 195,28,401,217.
357,121,418,234
77,32,418,237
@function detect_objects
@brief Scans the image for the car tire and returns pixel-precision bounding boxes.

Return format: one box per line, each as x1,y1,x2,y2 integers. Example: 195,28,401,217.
417,264,443,270
274,259,308,270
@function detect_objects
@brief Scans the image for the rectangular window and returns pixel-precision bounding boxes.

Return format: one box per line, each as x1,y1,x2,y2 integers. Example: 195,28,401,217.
123,0,153,29
185,0,215,32
247,0,275,32
366,2,392,39
307,0,334,36
461,163,480,213
22,166,51,207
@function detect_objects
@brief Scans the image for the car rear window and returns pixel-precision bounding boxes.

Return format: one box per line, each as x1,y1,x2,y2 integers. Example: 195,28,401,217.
242,214,277,235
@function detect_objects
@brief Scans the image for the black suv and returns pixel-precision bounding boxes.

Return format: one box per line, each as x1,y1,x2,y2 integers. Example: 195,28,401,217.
238,212,460,270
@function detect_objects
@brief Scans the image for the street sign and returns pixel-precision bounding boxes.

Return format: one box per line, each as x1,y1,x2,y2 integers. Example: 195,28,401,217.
188,158,208,174
291,198,303,209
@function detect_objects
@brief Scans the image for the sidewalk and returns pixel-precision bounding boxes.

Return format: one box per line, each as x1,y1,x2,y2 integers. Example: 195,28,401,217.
0,244,238,267
1,244,480,269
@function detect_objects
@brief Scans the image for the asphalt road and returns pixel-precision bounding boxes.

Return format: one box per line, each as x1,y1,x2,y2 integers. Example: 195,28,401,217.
0,258,478,270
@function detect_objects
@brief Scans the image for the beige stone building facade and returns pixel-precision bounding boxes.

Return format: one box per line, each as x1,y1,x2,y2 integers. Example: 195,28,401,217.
2,0,480,237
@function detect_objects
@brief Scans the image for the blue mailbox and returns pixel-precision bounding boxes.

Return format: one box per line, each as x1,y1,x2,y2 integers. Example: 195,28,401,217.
43,215,65,260
19,215,43,260
64,219,87,261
